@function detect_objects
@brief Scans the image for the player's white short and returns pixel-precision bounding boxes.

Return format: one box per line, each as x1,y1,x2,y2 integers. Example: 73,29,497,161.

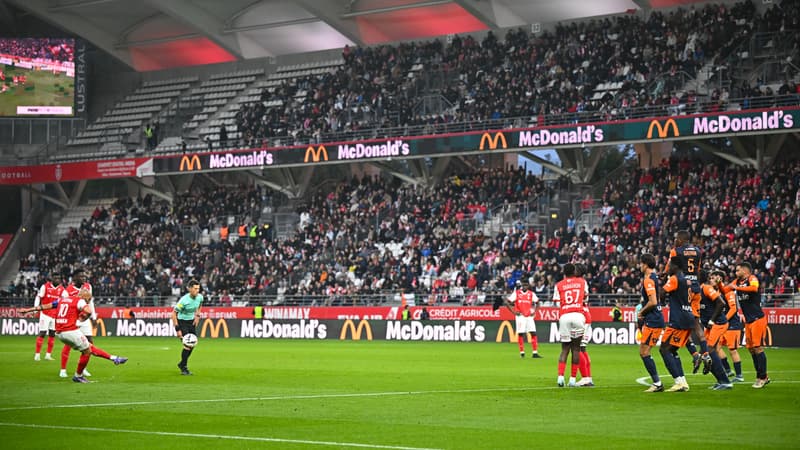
76,319,93,336
56,329,90,351
558,312,586,343
581,324,592,346
515,315,536,334
38,314,56,332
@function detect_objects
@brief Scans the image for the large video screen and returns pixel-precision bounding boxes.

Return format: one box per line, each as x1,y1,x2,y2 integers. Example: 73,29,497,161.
0,38,78,116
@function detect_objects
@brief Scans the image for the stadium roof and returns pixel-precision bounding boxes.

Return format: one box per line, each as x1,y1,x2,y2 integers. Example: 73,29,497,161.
8,0,709,71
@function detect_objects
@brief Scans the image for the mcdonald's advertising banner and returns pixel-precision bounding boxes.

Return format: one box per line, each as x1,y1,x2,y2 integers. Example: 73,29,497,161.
3,108,797,185
151,107,800,176
1,317,798,347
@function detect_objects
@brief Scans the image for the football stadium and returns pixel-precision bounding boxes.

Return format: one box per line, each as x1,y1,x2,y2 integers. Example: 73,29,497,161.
0,0,799,448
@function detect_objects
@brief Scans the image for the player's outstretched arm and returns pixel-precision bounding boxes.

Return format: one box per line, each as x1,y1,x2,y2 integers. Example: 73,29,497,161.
19,302,55,315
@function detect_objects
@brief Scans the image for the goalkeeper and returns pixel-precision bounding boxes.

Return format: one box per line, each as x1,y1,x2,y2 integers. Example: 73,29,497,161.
172,279,204,376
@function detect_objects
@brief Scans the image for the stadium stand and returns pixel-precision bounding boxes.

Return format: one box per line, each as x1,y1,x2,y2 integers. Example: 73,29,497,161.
41,1,799,159
63,76,199,155
232,1,784,147
180,69,264,148
6,158,799,307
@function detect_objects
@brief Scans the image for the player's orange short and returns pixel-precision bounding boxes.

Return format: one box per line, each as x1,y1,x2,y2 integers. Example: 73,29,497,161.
662,327,691,348
745,316,768,349
721,329,741,350
704,322,729,347
640,326,664,347
690,292,701,318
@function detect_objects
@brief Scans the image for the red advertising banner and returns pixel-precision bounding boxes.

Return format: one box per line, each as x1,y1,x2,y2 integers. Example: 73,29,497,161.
1,306,795,324
75,306,800,324
0,234,11,258
0,158,154,185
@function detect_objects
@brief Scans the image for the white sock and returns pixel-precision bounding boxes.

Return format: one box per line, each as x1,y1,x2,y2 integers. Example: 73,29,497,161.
583,377,593,383
110,355,117,359
557,375,565,383
569,377,576,384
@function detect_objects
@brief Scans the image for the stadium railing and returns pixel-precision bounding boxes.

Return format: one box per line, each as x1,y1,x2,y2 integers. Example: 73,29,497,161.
2,291,797,309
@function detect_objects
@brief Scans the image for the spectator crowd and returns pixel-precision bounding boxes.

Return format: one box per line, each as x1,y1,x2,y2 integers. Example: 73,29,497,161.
6,157,800,307
0,38,75,63
234,1,799,148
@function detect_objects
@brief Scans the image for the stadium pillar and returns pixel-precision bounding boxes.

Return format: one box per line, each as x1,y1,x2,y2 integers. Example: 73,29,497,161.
367,161,423,186
634,142,670,169
553,148,602,183
68,180,87,208
430,157,452,185
125,178,172,202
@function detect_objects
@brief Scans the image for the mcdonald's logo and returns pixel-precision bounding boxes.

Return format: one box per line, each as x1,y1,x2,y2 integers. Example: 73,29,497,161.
179,154,202,171
646,119,680,139
93,318,107,337
495,320,515,343
200,318,229,338
340,319,373,341
304,146,328,163
479,132,507,150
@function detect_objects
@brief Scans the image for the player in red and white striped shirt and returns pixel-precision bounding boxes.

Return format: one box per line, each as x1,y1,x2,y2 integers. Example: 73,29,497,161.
59,272,97,378
19,270,127,383
553,263,589,387
505,280,541,358
33,274,63,361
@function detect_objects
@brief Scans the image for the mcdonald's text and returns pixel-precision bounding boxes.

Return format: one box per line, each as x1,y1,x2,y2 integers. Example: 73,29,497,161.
338,140,410,160
210,151,273,169
2,319,39,335
693,110,793,135
385,320,485,342
115,320,176,336
240,319,326,339
548,322,639,345
518,126,604,147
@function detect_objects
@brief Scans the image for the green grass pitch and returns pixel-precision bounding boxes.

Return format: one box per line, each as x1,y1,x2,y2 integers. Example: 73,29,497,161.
0,336,798,449
0,64,73,116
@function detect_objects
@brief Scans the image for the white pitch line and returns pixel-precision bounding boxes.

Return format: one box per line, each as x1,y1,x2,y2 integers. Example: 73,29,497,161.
635,375,672,386
0,422,442,450
0,385,612,412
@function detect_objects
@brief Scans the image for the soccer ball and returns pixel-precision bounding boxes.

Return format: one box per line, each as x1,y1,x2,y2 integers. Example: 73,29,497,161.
182,333,198,348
